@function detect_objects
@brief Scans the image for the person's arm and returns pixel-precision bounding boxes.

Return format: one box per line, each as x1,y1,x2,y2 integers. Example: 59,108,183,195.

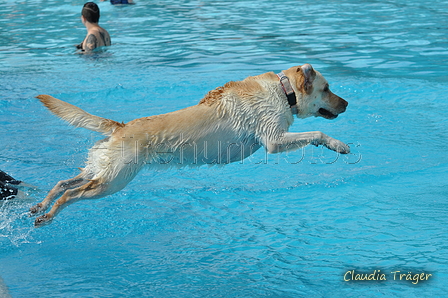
83,34,98,51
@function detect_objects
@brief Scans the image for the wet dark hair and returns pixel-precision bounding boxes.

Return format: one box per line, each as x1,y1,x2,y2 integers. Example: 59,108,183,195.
82,2,100,23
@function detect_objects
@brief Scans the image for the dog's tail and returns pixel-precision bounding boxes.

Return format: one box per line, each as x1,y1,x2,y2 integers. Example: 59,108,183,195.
37,95,124,136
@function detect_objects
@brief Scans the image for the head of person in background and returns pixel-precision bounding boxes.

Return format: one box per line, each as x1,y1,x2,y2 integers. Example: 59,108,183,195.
76,2,111,52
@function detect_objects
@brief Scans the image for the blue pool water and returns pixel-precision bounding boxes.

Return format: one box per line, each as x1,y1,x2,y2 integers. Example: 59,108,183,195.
1,0,448,297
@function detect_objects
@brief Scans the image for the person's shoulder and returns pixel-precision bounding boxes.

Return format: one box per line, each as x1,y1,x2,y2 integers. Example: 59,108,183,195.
88,26,111,48
100,26,110,35
92,26,109,35
99,27,111,45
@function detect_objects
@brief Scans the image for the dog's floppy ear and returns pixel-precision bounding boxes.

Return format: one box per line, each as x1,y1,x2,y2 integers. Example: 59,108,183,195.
297,64,316,93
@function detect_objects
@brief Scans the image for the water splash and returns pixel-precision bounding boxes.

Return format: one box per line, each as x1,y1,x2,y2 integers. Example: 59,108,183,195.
0,199,40,248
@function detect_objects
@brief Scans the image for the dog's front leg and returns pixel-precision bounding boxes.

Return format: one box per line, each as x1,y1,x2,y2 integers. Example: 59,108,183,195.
266,131,350,154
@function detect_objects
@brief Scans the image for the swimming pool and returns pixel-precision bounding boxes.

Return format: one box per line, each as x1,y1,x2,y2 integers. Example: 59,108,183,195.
1,0,447,296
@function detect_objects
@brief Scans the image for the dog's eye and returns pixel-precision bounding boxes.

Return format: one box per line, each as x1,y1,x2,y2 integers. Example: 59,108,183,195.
323,85,329,92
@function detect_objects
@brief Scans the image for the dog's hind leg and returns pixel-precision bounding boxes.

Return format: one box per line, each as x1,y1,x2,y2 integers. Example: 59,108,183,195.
34,179,106,227
29,174,88,215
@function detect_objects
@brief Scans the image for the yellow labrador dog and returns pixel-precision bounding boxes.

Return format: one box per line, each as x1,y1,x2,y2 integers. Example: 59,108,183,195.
30,64,349,226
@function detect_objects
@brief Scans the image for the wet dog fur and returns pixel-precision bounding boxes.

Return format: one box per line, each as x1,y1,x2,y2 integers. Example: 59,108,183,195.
30,64,349,226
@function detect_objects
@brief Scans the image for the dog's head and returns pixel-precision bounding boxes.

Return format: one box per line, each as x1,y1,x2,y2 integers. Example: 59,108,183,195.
285,64,348,119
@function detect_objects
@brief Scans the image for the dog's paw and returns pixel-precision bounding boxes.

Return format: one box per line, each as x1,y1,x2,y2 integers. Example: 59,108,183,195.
34,214,52,227
325,138,350,154
29,203,44,215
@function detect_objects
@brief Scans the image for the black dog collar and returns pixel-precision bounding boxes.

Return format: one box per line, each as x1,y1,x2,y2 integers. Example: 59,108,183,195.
277,72,297,107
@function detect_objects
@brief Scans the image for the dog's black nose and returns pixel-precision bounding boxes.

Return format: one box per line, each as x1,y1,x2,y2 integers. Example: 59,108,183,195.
340,98,348,112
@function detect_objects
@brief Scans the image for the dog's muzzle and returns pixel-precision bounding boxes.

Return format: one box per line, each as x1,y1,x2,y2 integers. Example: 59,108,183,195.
318,96,348,119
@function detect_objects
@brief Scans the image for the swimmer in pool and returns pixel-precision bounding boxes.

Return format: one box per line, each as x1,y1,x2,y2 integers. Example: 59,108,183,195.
0,170,21,200
76,2,111,52
101,0,134,4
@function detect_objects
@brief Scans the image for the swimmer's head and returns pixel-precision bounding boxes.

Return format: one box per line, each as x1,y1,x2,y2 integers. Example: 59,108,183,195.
82,2,100,24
